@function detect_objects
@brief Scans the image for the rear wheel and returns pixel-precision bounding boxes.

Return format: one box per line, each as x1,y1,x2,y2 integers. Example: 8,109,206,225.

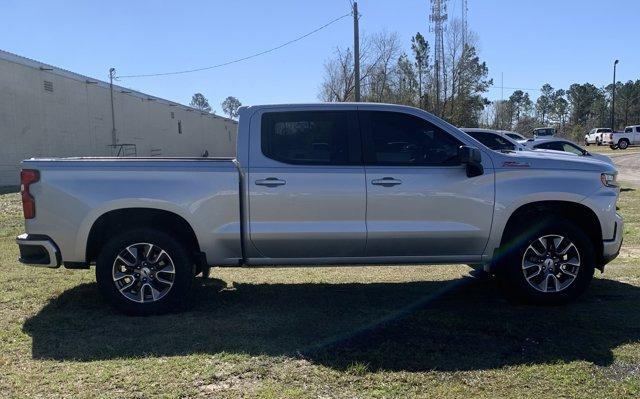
618,139,629,150
496,219,595,304
96,228,194,315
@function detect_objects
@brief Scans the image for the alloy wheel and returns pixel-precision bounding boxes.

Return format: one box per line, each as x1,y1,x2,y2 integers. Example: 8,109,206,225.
112,242,176,303
521,234,580,293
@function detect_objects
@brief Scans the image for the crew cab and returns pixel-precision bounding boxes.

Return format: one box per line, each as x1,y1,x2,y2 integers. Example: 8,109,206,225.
16,103,624,315
609,125,640,149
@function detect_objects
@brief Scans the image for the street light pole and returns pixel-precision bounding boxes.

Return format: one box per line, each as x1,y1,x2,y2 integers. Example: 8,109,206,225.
109,67,117,146
611,59,619,131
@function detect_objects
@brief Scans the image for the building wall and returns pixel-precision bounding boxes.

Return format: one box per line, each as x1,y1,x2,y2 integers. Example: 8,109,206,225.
0,50,237,186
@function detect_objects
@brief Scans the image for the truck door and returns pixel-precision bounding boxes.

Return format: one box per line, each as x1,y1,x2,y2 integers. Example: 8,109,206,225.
247,109,366,259
361,110,495,258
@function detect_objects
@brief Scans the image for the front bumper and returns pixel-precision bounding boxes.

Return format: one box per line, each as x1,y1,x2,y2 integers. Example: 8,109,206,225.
16,234,61,268
602,213,624,264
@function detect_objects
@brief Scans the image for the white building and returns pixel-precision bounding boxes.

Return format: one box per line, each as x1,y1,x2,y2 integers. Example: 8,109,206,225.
0,49,237,186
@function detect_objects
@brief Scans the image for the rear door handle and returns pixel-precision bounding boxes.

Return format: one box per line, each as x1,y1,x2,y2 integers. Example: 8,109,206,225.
255,177,286,187
371,177,402,187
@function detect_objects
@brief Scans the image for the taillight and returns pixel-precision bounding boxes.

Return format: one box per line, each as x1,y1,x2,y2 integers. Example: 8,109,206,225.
20,169,39,219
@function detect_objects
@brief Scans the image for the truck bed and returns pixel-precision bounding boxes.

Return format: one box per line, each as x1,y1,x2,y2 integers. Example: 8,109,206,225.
22,157,243,265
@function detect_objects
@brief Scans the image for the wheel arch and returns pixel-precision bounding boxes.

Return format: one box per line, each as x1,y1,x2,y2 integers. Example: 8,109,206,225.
86,208,202,265
499,200,604,270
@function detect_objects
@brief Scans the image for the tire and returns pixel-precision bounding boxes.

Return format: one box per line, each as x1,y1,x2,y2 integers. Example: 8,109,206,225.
96,228,195,315
496,219,595,305
618,139,629,150
596,138,602,146
585,141,590,146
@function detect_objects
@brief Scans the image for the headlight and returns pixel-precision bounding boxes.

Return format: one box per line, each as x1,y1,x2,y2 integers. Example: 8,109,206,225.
601,172,618,188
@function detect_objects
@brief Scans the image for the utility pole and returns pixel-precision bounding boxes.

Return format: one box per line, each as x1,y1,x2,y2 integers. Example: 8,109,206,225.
353,0,360,102
611,59,619,131
109,67,117,146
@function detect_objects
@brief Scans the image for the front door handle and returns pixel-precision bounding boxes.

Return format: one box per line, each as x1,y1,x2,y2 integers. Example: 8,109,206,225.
255,177,286,187
371,177,402,187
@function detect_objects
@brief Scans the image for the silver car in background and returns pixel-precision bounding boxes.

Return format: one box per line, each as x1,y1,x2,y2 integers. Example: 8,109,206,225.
523,138,613,164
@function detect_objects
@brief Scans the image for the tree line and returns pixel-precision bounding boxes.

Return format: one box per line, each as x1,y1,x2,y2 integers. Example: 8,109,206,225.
487,81,640,140
189,93,242,120
319,20,492,129
319,21,640,141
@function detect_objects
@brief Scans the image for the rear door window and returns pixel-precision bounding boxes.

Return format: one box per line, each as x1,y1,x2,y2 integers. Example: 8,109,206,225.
261,111,359,165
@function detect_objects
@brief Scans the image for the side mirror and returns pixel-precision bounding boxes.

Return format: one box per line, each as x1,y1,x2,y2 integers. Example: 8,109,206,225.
458,145,484,178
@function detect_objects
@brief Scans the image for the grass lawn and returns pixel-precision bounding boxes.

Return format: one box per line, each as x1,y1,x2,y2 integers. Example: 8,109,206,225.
585,145,640,156
1,184,639,398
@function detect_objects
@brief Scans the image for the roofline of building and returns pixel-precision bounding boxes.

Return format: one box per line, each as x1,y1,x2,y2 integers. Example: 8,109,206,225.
0,48,237,124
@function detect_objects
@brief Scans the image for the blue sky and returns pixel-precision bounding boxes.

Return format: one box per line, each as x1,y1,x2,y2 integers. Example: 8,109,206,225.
2,0,639,112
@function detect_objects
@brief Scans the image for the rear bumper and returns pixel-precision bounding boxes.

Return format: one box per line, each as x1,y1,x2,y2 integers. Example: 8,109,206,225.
602,213,624,265
16,234,61,268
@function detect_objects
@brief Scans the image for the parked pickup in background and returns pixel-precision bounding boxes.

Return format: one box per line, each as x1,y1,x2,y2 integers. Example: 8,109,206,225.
609,125,640,149
584,128,613,146
16,103,624,315
532,127,556,139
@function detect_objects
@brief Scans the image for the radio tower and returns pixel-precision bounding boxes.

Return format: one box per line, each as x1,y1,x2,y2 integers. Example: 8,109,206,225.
461,0,468,48
430,0,447,115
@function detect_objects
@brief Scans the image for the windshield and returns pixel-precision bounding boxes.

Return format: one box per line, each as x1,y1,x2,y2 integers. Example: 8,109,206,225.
534,141,585,156
562,143,585,155
534,128,554,136
466,131,515,151
505,133,523,140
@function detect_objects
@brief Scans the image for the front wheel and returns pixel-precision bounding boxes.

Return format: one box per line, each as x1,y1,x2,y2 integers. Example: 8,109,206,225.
496,219,595,305
96,228,195,315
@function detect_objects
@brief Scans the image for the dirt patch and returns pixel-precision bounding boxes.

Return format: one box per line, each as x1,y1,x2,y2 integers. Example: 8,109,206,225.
611,153,640,187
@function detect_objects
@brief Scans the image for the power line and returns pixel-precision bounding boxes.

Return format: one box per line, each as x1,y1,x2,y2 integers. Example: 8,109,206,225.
118,12,352,79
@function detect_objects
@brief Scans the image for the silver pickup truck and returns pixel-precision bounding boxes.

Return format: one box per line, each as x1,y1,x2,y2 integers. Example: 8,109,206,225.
16,103,624,315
